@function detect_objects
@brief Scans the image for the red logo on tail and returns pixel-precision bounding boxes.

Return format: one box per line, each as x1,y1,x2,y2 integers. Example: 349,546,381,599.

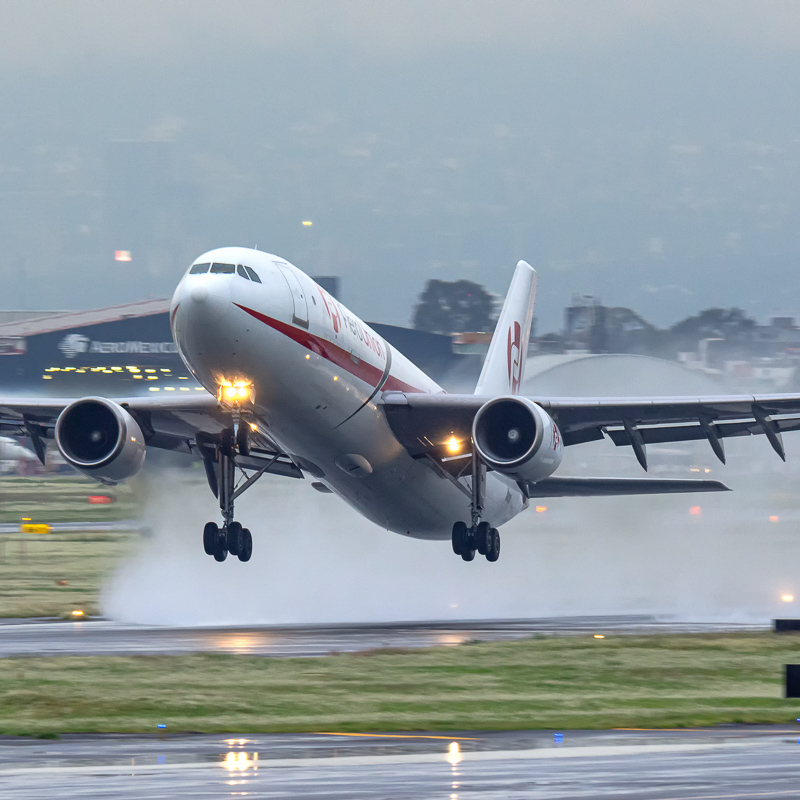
507,321,522,393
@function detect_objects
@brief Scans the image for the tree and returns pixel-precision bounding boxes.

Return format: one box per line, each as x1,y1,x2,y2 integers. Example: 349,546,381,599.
667,308,756,353
412,279,496,334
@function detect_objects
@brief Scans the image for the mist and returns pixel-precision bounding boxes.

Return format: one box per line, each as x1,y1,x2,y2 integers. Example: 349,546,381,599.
101,427,800,627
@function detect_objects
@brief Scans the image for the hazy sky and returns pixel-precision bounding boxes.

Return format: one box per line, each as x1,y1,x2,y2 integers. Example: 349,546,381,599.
1,1,799,329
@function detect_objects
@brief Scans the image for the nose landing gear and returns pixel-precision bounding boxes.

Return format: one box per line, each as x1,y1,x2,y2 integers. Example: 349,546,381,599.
199,422,258,563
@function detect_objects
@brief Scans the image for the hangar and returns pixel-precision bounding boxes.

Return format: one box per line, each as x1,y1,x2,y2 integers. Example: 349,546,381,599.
0,301,458,396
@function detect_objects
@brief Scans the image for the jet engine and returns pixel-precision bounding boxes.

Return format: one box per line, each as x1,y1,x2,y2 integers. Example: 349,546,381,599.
55,398,146,485
472,396,563,483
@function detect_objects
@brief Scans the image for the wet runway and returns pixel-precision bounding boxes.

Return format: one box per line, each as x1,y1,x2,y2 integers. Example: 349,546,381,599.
0,727,798,798
0,615,766,658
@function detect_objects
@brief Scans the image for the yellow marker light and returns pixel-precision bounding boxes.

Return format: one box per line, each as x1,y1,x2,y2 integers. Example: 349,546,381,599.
42,375,52,380
164,387,175,391
782,594,794,603
21,518,30,521
446,436,461,454
594,634,605,639
536,505,547,513
21,523,51,534
249,423,258,431
302,220,313,226
71,610,84,617
149,387,160,391
305,354,311,360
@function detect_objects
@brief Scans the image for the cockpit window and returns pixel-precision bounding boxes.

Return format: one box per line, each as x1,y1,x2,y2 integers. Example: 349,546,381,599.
236,265,250,280
244,266,262,283
189,262,210,274
210,262,235,274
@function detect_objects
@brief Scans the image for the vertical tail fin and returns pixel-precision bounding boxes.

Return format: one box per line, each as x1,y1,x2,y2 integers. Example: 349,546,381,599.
474,260,537,396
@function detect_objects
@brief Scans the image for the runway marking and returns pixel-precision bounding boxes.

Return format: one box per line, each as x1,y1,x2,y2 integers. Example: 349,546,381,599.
312,732,481,740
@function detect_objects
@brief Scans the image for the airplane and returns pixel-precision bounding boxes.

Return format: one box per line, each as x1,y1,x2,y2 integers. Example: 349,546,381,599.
0,436,36,474
1,246,799,564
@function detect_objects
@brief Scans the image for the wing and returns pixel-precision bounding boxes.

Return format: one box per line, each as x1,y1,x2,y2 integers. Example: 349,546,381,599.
381,390,800,471
0,394,303,480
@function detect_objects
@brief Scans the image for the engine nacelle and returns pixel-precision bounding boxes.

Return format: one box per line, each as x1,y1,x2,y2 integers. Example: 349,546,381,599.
55,398,146,485
472,396,563,483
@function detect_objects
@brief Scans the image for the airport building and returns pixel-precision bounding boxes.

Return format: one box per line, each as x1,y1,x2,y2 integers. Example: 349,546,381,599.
0,301,460,395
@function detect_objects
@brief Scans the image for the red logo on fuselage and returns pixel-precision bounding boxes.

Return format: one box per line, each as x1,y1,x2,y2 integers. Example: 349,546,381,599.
319,289,341,333
507,321,522,394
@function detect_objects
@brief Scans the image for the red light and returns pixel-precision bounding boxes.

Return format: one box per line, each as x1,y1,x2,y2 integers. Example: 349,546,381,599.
88,495,113,505
114,250,132,262
689,506,702,516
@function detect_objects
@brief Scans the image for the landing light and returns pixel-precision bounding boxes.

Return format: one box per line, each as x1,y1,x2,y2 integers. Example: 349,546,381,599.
71,610,84,617
536,506,547,513
446,436,461,454
219,380,253,404
783,594,794,603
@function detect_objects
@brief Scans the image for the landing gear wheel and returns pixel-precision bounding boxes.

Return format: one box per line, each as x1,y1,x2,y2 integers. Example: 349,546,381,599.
451,521,468,555
475,521,492,556
203,522,218,556
238,528,252,562
227,521,243,557
213,526,228,560
236,424,250,457
461,533,476,561
486,528,500,562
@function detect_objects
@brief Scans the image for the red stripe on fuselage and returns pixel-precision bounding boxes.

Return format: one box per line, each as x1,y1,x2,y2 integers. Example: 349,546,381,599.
234,303,425,394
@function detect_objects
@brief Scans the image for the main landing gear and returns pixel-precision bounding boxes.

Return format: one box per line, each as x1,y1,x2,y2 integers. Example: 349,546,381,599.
199,424,256,563
451,453,501,563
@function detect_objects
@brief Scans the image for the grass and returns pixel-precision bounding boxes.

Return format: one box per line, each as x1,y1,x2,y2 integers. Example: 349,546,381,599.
0,475,138,523
0,475,142,617
0,531,139,618
2,632,800,735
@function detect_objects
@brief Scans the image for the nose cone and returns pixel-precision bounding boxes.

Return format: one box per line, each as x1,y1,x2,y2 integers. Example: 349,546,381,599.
172,275,237,380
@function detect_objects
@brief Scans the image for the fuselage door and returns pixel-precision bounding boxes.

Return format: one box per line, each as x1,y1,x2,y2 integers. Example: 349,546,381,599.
275,263,309,329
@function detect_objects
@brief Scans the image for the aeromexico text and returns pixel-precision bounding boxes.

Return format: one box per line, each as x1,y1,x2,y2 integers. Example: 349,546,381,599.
83,341,176,354
57,333,177,359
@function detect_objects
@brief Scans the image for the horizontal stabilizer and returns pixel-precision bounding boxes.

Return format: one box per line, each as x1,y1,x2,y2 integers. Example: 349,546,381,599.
521,476,729,498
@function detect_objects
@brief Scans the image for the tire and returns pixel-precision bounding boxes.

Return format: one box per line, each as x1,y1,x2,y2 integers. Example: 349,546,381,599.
461,541,476,561
203,522,218,556
451,521,467,555
236,424,250,457
227,521,243,557
213,544,228,562
476,521,492,556
486,528,501,562
238,528,252,562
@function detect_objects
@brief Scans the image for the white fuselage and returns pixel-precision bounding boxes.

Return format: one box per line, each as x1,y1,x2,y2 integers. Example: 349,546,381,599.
170,247,526,539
